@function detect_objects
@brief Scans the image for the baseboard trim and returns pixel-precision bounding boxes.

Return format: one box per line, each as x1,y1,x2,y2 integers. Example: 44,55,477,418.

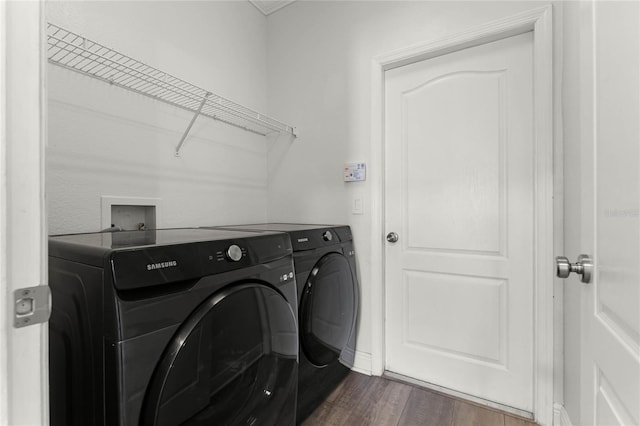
553,403,573,426
351,350,372,375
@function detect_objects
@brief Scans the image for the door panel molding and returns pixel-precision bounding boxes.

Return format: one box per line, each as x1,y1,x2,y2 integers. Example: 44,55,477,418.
369,5,554,425
401,270,508,368
401,69,508,256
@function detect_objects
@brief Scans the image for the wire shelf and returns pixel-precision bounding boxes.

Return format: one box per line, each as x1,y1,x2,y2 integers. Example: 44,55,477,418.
46,22,296,149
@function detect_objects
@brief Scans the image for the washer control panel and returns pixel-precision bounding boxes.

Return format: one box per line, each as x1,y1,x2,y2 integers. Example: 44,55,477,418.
110,233,292,290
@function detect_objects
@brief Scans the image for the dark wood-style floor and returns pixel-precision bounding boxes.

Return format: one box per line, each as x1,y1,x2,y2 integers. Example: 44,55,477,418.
302,372,538,426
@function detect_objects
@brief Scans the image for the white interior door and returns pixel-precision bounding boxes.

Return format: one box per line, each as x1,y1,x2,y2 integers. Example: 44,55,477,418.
577,2,640,424
384,32,535,413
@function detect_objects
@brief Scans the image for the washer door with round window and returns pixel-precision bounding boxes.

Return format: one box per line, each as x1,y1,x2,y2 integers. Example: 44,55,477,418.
141,283,298,426
300,252,357,367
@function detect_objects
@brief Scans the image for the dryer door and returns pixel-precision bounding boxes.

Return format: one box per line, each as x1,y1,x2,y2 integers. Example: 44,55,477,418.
141,283,298,426
300,253,357,367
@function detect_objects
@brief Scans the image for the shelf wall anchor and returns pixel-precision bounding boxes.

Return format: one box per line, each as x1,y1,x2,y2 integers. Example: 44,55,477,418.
175,92,211,156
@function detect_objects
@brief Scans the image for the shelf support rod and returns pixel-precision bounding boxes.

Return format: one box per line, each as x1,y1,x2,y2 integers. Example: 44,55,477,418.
175,92,211,156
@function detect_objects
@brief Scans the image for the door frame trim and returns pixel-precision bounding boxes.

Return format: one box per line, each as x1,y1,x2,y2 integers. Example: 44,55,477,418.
0,1,49,425
369,5,554,425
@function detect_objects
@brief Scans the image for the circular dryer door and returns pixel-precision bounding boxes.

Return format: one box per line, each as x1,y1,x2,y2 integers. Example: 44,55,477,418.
141,283,298,426
300,252,357,367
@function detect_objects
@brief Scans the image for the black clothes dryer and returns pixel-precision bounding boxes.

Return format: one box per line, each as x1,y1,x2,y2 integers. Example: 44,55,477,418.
210,224,359,423
48,228,298,426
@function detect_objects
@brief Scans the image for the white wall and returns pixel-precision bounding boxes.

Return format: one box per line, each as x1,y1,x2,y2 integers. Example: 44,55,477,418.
46,1,270,234
265,0,554,376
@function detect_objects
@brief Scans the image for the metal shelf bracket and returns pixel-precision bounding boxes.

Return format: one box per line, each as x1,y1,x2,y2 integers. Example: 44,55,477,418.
175,92,211,156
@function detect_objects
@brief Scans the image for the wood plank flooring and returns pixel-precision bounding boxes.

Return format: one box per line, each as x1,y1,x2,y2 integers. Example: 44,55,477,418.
301,372,538,426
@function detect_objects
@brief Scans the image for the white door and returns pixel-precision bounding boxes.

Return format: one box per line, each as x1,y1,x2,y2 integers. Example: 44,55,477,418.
384,32,535,412
0,1,49,425
577,1,640,424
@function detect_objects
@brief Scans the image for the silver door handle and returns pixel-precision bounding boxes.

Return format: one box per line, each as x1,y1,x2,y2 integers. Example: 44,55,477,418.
386,232,399,243
556,254,593,284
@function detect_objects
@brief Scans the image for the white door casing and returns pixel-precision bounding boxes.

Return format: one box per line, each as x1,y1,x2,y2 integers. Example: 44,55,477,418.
0,1,49,425
577,1,640,424
385,31,534,413
370,6,553,425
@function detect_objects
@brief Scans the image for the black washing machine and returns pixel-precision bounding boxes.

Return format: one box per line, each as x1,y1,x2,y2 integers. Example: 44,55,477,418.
209,224,359,423
48,228,298,426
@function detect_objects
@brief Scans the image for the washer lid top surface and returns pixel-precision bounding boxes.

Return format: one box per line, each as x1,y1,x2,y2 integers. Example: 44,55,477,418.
49,228,294,273
50,228,281,249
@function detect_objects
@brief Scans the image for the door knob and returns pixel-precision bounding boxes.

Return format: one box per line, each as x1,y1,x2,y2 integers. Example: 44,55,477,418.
556,254,593,284
386,232,399,243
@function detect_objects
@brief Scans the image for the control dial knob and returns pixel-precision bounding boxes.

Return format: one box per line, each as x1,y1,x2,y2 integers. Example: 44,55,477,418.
226,244,243,262
322,231,333,242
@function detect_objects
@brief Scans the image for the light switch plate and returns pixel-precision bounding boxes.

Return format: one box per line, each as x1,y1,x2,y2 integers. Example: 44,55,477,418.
352,197,364,215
